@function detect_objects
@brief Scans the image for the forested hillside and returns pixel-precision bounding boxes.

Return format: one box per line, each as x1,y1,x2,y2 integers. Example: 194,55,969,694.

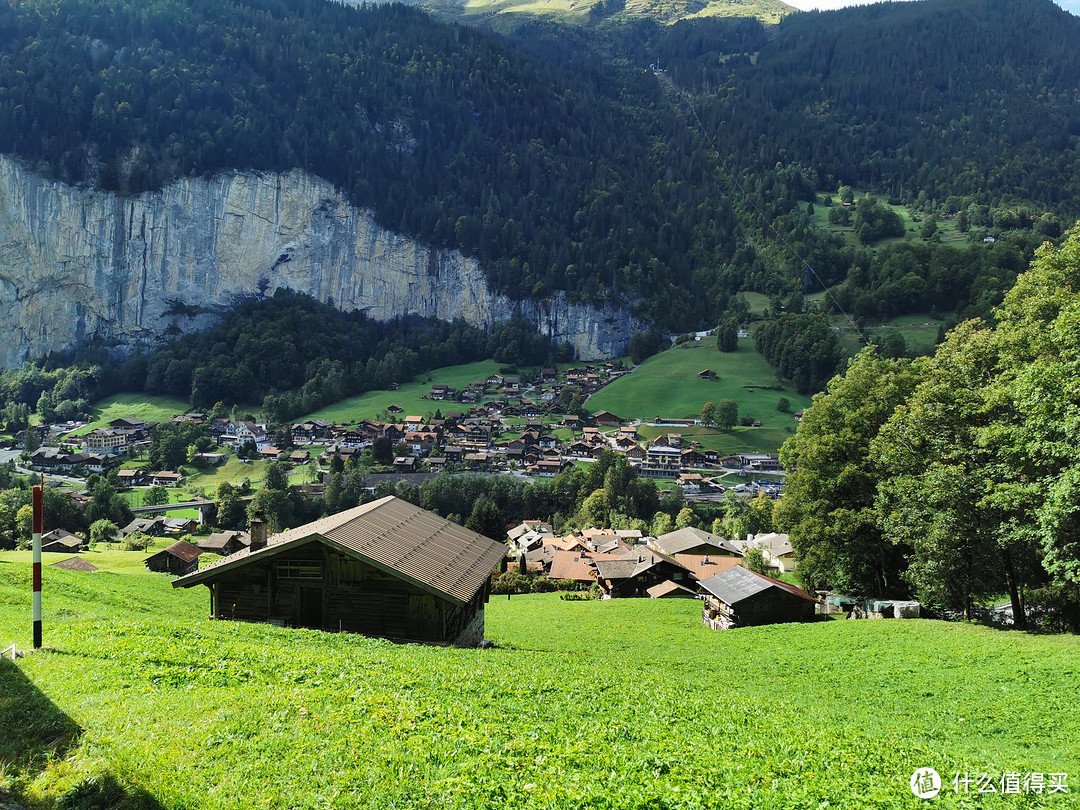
704,0,1080,213
777,225,1080,630
2,0,1079,355
0,0,745,325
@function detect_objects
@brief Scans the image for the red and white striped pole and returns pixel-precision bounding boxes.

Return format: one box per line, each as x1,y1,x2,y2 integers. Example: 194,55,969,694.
32,482,43,649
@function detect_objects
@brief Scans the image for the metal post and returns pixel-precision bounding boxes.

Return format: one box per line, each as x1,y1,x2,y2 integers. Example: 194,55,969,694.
32,483,43,648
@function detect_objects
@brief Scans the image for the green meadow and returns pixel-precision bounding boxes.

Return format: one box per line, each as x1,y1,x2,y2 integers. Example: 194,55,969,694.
2,553,1076,809
587,340,811,432
298,360,504,424
67,394,192,436
803,194,969,250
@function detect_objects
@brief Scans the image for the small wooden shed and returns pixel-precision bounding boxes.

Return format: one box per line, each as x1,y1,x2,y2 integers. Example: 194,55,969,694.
146,541,204,576
699,567,816,629
172,496,506,647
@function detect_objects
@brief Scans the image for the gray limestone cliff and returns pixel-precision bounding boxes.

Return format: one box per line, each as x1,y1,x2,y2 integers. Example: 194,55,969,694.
0,155,642,370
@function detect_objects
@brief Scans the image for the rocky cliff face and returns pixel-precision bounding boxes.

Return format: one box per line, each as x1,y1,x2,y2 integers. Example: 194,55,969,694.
0,156,641,370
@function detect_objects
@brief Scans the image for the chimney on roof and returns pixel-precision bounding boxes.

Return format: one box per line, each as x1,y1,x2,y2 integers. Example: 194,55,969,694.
249,511,268,551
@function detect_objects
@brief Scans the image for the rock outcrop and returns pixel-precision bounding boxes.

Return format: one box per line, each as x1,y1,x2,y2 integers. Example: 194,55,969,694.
0,156,641,369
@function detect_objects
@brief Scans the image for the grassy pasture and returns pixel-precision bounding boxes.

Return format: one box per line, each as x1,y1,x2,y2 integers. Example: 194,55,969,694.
68,394,191,436
587,340,810,433
804,194,969,250
298,360,504,424
0,557,1077,809
832,313,947,357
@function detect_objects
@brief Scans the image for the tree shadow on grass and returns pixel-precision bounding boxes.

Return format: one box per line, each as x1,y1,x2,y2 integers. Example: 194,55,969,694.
0,657,164,810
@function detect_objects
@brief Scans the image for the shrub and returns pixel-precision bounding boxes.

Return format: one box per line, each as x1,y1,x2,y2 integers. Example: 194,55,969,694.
120,532,153,552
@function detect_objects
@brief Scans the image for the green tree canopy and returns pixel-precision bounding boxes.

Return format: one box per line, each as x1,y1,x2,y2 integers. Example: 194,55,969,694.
774,347,922,597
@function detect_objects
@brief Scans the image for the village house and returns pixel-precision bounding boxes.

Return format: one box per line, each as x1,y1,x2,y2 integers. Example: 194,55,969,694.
172,498,506,646
592,549,695,598
117,469,146,487
744,532,797,573
700,567,816,629
150,470,183,487
653,526,744,581
592,410,622,427
198,530,251,556
291,419,331,444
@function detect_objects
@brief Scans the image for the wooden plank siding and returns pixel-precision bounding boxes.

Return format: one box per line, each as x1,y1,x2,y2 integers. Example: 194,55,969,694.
205,542,469,643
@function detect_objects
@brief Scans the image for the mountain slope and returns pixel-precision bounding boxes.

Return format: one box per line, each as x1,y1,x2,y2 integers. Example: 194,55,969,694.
0,0,738,325
705,0,1080,213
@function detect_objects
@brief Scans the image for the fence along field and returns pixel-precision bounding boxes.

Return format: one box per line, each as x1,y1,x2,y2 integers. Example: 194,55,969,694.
0,554,1078,809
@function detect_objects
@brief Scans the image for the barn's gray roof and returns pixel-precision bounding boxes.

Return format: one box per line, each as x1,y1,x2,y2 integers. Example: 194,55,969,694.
173,496,506,606
698,566,815,606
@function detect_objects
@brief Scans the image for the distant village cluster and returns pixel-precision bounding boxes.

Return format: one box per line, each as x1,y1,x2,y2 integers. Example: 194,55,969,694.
22,365,786,490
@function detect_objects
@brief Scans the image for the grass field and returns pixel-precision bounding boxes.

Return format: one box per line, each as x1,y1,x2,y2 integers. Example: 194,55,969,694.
68,394,191,436
832,313,947,357
0,555,1077,809
804,194,969,251
587,341,810,440
298,360,504,424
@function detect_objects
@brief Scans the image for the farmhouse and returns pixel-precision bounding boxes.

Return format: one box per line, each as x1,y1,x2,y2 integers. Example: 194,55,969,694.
198,530,251,556
699,567,816,630
173,497,506,646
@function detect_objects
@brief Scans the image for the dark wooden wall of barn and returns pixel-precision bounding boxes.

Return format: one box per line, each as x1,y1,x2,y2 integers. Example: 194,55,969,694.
733,591,815,626
206,542,476,643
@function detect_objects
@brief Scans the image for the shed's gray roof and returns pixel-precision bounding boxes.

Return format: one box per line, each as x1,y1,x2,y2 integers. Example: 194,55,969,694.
51,556,98,572
173,496,506,606
699,566,816,606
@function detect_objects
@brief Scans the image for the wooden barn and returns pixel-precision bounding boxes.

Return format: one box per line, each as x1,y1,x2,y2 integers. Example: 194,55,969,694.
172,497,506,647
699,567,816,629
40,529,82,554
146,541,204,576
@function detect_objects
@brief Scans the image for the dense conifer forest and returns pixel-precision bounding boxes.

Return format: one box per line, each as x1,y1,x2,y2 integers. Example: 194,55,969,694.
1,0,1079,391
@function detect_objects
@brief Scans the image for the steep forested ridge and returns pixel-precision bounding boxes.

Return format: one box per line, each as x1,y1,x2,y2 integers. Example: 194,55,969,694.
0,0,744,325
1,0,1079,347
706,0,1080,213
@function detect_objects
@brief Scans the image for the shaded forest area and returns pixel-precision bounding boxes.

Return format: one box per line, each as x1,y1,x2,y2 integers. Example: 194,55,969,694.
0,0,745,326
703,0,1080,214
1,0,1079,383
0,291,565,427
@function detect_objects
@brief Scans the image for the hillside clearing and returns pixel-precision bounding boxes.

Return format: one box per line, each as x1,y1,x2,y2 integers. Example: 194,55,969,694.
587,340,811,434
